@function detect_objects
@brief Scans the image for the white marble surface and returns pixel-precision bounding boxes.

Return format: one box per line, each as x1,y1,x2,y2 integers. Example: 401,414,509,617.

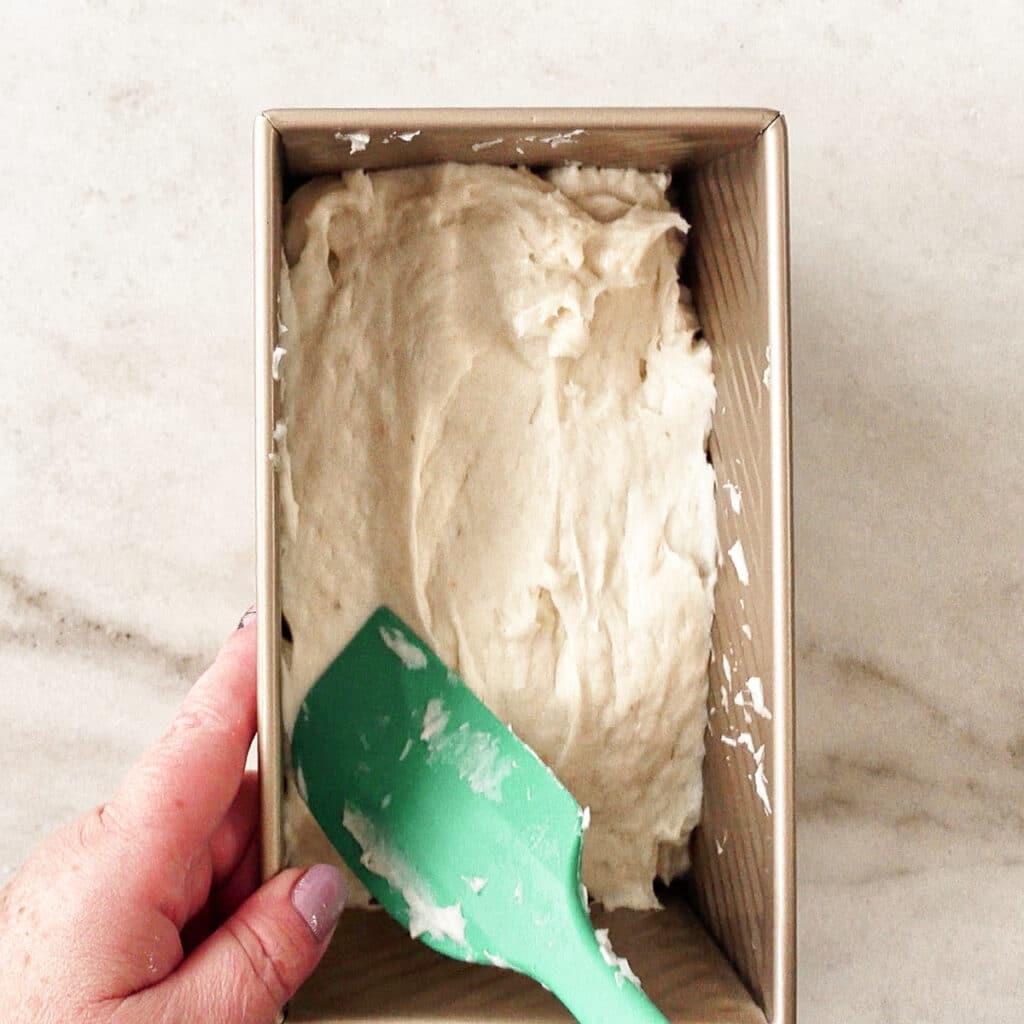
2,2,1022,1020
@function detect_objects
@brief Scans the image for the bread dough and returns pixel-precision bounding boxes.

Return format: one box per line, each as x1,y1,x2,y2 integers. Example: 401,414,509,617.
277,163,717,910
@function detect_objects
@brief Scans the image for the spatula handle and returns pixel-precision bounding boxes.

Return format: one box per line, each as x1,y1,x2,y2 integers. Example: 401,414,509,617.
548,928,670,1024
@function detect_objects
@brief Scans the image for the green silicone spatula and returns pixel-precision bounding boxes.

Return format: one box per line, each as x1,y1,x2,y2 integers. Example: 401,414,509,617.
291,606,669,1024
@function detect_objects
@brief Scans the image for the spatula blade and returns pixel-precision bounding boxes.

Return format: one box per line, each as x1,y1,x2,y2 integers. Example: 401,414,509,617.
291,606,669,1023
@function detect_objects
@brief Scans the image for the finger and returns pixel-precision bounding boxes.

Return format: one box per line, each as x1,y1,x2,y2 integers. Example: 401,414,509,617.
112,619,257,866
211,834,261,923
181,834,261,955
141,865,346,1024
168,770,259,933
176,769,259,950
208,771,260,886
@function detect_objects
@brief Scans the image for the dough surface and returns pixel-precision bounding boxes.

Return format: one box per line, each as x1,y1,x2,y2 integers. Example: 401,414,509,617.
277,163,717,910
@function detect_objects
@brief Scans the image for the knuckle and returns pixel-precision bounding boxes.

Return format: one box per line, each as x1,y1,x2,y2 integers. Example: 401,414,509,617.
74,802,122,851
166,707,204,738
224,916,296,1010
169,691,242,747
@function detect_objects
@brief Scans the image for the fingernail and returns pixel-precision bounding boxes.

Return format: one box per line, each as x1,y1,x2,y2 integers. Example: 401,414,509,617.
291,864,346,941
237,605,257,630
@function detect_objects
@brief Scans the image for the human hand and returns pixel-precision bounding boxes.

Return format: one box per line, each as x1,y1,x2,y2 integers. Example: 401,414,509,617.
0,610,345,1024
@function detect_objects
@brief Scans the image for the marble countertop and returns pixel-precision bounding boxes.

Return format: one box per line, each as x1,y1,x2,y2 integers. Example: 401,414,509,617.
2,3,1021,1021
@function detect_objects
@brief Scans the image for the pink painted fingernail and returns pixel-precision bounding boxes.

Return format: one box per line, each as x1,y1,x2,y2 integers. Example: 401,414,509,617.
291,864,346,941
237,605,257,630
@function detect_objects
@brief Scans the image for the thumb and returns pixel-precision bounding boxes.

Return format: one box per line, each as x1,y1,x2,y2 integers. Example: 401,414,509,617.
144,865,346,1023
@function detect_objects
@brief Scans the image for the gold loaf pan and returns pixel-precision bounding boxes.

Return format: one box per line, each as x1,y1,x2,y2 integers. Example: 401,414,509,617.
253,108,793,1024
